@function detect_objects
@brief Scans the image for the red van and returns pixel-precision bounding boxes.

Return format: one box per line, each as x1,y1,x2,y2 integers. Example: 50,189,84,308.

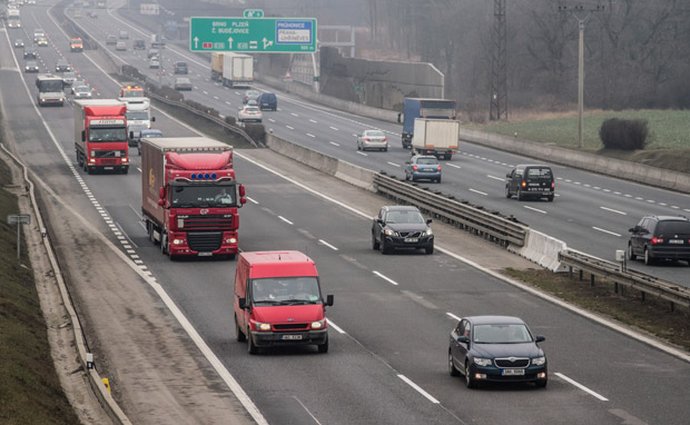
234,251,334,354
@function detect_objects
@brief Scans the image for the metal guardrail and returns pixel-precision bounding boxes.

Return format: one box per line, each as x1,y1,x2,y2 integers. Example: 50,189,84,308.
373,173,527,247
559,250,690,310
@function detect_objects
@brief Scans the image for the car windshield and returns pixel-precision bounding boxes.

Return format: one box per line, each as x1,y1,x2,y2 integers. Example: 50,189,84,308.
26,61,37,66
364,130,385,138
245,90,259,98
416,157,438,165
385,210,425,224
126,111,148,120
37,80,63,92
170,183,237,208
75,85,90,92
88,127,127,142
657,221,690,234
251,277,321,305
473,324,533,344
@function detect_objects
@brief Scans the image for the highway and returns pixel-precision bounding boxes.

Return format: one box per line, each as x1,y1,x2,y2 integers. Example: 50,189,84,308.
2,1,689,424
63,0,690,288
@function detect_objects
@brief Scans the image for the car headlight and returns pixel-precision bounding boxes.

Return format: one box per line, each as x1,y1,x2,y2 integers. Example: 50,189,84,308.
532,356,546,366
474,358,493,367
424,228,433,236
383,228,396,236
253,321,271,331
311,320,325,329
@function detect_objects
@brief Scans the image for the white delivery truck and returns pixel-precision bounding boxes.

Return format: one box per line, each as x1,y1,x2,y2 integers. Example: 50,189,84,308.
123,98,155,152
412,118,460,160
221,52,253,88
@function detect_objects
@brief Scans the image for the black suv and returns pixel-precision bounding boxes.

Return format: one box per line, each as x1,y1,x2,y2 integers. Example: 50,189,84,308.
173,61,188,74
372,205,434,254
628,215,690,265
505,164,555,201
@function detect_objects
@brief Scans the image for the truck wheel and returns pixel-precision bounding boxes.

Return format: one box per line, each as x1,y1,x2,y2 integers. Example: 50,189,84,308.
317,336,329,353
444,154,452,160
247,330,259,354
122,166,129,175
161,234,169,256
235,316,246,342
76,151,83,167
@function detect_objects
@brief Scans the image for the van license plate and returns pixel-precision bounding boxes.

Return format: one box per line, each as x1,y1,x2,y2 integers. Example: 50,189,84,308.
282,334,302,340
404,238,419,243
502,368,525,376
669,239,684,244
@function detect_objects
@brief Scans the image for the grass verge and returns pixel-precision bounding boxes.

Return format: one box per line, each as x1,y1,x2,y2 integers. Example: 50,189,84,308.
0,157,79,424
504,267,690,352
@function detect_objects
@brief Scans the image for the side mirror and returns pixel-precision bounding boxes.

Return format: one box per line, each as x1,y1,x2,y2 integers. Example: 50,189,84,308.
506,173,512,178
157,199,165,207
238,184,246,197
535,335,546,343
628,227,637,233
238,297,246,309
240,197,247,205
158,186,166,200
325,294,334,306
151,116,156,122
457,335,469,344
426,218,432,225
81,130,85,142
376,218,384,225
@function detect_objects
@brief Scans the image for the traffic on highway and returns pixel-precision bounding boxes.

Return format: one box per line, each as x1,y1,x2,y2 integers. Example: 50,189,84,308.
1,0,689,424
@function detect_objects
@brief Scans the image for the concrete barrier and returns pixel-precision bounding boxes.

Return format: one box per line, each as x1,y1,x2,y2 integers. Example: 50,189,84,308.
509,229,568,272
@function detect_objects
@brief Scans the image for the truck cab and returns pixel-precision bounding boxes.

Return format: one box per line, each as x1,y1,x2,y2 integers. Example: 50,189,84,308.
35,74,65,106
234,251,334,354
73,99,129,174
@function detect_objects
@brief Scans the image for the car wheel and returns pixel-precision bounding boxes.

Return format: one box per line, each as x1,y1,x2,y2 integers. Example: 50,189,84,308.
465,362,476,389
448,350,460,376
517,189,525,201
357,144,360,151
235,316,246,342
372,233,380,250
644,247,654,265
384,148,388,152
535,378,548,388
547,195,554,202
404,172,410,181
247,329,259,354
317,336,329,353
425,243,434,255
505,186,512,199
436,177,442,183
380,238,390,255
627,243,637,261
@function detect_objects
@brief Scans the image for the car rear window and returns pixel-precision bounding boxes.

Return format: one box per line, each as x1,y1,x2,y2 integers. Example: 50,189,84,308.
656,221,690,234
416,157,438,165
526,168,552,178
365,130,385,137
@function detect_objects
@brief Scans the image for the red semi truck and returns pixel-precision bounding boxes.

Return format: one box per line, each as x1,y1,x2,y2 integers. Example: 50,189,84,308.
140,137,246,259
74,99,130,174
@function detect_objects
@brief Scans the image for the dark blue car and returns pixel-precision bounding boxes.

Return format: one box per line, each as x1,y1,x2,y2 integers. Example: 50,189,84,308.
257,92,277,111
449,315,547,388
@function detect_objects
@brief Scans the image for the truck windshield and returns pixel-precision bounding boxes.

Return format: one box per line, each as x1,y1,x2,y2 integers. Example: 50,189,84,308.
88,127,127,142
251,277,321,305
170,184,237,208
126,111,149,120
37,80,64,92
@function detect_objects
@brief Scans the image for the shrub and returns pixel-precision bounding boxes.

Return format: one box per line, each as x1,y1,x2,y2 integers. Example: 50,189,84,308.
599,118,649,150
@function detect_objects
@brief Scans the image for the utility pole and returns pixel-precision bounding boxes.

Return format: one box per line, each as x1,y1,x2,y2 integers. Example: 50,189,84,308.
558,3,604,149
489,0,508,121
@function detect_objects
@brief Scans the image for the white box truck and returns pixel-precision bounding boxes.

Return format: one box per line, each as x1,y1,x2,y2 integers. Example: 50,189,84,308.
412,118,460,160
222,53,253,88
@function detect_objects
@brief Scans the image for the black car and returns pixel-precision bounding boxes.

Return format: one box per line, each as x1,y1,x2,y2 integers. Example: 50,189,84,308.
257,92,277,111
24,60,40,73
173,61,188,74
628,215,690,265
133,39,146,50
505,164,555,201
24,48,38,59
55,59,71,72
371,205,434,254
449,315,547,388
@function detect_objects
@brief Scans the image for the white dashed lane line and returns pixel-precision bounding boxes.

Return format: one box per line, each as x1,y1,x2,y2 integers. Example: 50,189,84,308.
600,206,627,216
397,375,440,404
469,188,488,196
373,271,399,286
268,118,275,123
487,175,504,181
327,319,346,334
555,373,609,402
523,205,547,214
329,126,339,131
306,133,316,138
329,142,340,147
290,112,299,117
278,216,294,225
387,161,400,168
592,226,621,237
356,151,368,157
445,163,461,169
318,239,338,251
245,196,259,205
286,125,295,130
446,312,462,322
309,119,318,123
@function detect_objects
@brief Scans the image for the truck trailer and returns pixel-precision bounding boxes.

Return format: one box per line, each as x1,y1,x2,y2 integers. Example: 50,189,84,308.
73,99,129,174
221,52,253,88
412,119,460,160
211,52,224,81
140,137,246,260
401,98,457,156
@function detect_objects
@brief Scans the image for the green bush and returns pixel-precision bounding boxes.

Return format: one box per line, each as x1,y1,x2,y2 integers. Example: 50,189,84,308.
599,118,649,150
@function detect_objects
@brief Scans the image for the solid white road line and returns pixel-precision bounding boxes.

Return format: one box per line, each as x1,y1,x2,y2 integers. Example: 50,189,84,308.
292,396,323,425
523,205,547,214
397,375,440,404
373,271,399,286
278,215,294,225
592,226,621,237
329,141,340,147
318,239,339,251
555,373,609,401
487,175,505,181
387,161,401,168
245,196,259,205
327,319,346,334
600,206,627,216
445,163,461,169
446,312,462,322
469,188,488,196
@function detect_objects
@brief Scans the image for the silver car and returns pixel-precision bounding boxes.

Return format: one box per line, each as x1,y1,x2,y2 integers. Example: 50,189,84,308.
237,105,263,123
149,57,160,69
356,129,388,152
174,77,192,91
115,41,126,51
72,84,92,98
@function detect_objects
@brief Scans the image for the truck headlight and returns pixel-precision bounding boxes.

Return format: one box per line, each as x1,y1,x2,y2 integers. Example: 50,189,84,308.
384,228,396,236
225,237,237,244
532,356,546,366
474,358,492,367
311,320,325,330
172,238,185,245
252,321,271,331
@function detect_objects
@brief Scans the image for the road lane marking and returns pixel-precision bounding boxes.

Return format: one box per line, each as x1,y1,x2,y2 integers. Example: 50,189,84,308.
446,312,462,322
327,319,346,334
387,161,400,168
600,206,627,215
309,119,318,123
373,271,399,286
356,151,368,156
202,90,208,95
290,112,299,117
329,141,340,147
268,118,275,123
306,133,316,138
445,163,461,169
278,215,294,225
397,375,440,404
401,290,438,309
469,188,488,196
329,126,339,131
592,226,621,237
523,205,547,214
245,196,259,205
487,175,504,181
213,95,219,100
286,125,294,130
555,373,608,401
225,101,232,105
646,199,655,203
292,396,323,425
318,239,338,251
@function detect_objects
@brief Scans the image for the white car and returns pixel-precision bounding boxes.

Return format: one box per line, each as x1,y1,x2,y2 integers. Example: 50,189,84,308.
72,84,92,98
148,57,160,69
356,129,389,152
115,41,126,51
237,106,263,123
62,71,77,85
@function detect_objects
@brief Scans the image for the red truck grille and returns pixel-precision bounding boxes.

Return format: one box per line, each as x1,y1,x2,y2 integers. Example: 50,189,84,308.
182,215,233,231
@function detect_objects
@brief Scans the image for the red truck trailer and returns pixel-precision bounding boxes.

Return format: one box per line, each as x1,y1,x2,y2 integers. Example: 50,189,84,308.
74,99,129,174
141,137,246,259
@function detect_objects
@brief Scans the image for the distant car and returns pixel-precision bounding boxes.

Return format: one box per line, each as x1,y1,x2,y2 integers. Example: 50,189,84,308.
62,71,77,85
115,41,126,51
133,39,146,50
23,48,37,59
74,8,82,18
371,205,434,254
119,30,129,39
72,79,87,89
24,60,40,73
72,84,92,98
449,315,548,389
14,38,25,48
242,89,260,104
106,34,117,45
404,155,442,183
173,61,188,74
134,128,163,153
257,92,277,111
505,164,555,202
148,57,160,69
69,37,83,52
356,129,388,152
33,28,45,42
147,48,159,58
174,77,192,91
628,215,690,266
35,36,48,47
237,105,262,123
87,11,97,18
55,59,71,72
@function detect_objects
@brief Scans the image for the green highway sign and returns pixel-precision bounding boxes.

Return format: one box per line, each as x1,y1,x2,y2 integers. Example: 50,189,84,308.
243,9,264,18
190,17,317,53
